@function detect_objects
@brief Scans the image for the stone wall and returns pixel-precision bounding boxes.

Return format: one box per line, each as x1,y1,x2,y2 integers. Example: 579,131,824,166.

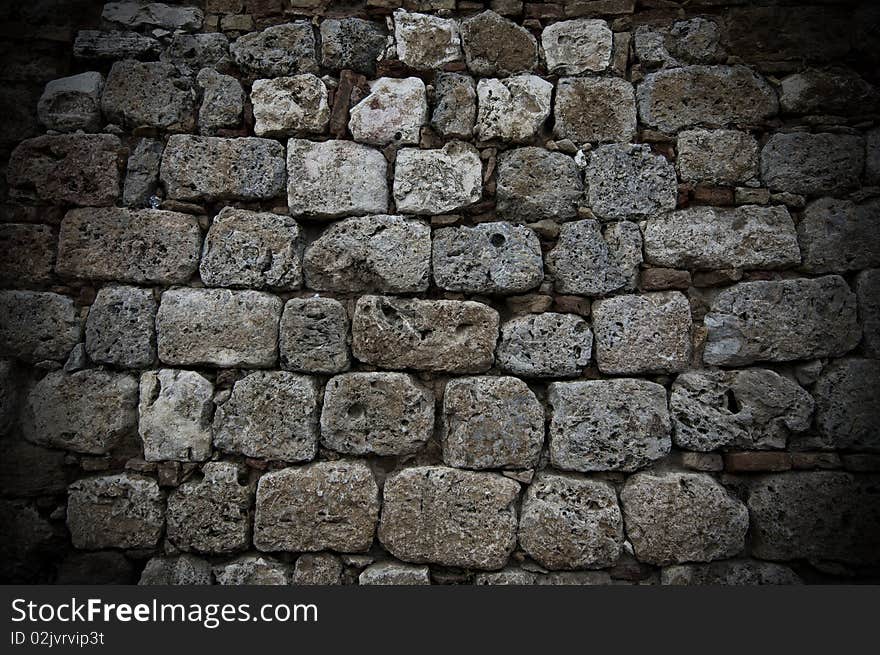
1,0,879,585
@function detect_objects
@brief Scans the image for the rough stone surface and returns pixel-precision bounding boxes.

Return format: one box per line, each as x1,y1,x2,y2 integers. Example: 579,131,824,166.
703,276,861,366
38,72,103,133
196,68,244,134
642,205,800,270
321,18,386,76
161,33,230,78
73,30,161,60
676,129,759,185
379,466,519,570
0,291,79,363
254,461,379,553
621,472,749,566
279,297,350,373
214,556,290,585
797,198,880,274
230,22,317,77
200,208,302,290
394,11,461,71
670,369,814,451
592,292,692,374
101,60,195,132
542,19,612,75
441,376,544,470
304,215,430,293
548,379,671,473
432,222,543,294
102,2,204,31
0,224,55,286
496,313,592,378
866,127,880,185
359,561,430,585
139,555,212,585
138,369,214,462
431,73,476,139
519,473,623,570
461,10,537,76
156,288,281,367
547,220,642,295
634,18,725,69
352,295,499,373
779,69,880,116
856,269,880,358
393,142,482,214
292,553,343,585
321,372,433,457
122,138,163,207
475,75,552,142
760,133,865,196
251,75,329,137
554,76,637,143
662,560,802,585
349,77,427,146
495,147,582,223
85,285,157,368
813,359,880,453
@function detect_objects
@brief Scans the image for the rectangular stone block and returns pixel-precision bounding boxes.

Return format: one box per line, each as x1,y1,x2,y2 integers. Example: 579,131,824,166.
761,133,864,197
0,291,80,363
279,297,350,373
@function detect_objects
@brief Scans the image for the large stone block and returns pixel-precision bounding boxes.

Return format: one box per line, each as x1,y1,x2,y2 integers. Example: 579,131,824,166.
475,75,552,142
394,10,461,71
349,77,427,146
495,147,583,223
230,22,317,77
856,269,880,358
196,68,244,134
676,129,759,185
254,461,379,552
378,466,519,570
161,33,230,78
813,359,880,453
156,288,281,368
760,133,864,196
0,291,79,363
554,77,637,143
547,220,642,295
73,30,161,60
102,2,204,31
461,10,537,76
703,276,860,366
634,18,725,70
518,473,622,570
548,379,671,472
251,75,329,137
0,224,55,287
431,73,476,139
101,60,195,132
57,208,201,284
138,369,214,462
321,17,386,76
542,19,612,75
393,142,482,214
620,472,748,566
352,295,499,373
778,69,880,116
496,313,592,378
37,72,103,133
85,285,157,368
279,297,350,373
321,372,433,456
797,198,880,274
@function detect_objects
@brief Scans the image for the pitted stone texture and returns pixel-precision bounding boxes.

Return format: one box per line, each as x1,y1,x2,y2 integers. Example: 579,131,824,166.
139,555,212,585
592,292,692,375
38,72,103,132
0,360,17,436
7,134,120,206
813,359,880,453
161,33,230,78
798,198,880,274
441,376,544,470
200,208,302,290
254,461,379,553
475,75,552,143
748,472,880,565
73,30,161,60
662,560,802,586
474,568,538,585
867,128,880,185
547,220,642,296
760,133,864,197
856,269,880,358
554,76,637,144
0,291,79,363
101,60,195,132
21,369,137,455
642,205,800,271
67,474,164,549
621,472,748,566
292,553,343,585
86,285,157,368
230,22,318,77
496,313,592,378
461,10,537,76
359,562,430,585
548,379,671,473
779,69,880,116
304,215,430,293
161,135,286,202
102,2,203,31
637,65,778,132
676,129,759,185
432,222,543,295
156,288,281,368
703,276,860,366
214,371,319,462
0,223,55,286
321,372,433,456
353,296,499,373
583,144,677,220
394,10,461,71
280,297,350,374
251,75,329,137
432,73,476,139
123,138,163,207
138,369,213,463
196,68,244,134
214,556,290,585
167,462,252,555
670,369,814,452
57,208,201,284
393,142,482,215
321,18,386,76
287,139,388,218
349,77,427,146
542,19,612,75
495,147,582,223
519,473,622,570
379,466,519,570
634,18,725,69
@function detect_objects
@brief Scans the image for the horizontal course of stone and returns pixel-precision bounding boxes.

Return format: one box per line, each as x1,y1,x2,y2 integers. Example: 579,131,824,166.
0,0,879,586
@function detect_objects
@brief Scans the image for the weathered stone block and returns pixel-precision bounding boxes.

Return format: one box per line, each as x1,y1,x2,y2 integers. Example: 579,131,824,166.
230,22,317,77
196,68,244,134
123,138,163,207
37,72,103,133
279,297,350,373
703,276,860,366
866,127,880,186
292,553,343,585
461,10,537,76
661,560,802,585
779,69,880,116
352,295,499,373
676,129,758,185
57,208,201,284
161,33,230,78
86,285,157,368
102,2,204,31
156,288,281,367
214,371,319,462
475,75,552,142
254,461,379,552
431,73,476,139
495,147,582,223
798,198,880,274
542,19,612,74
139,555,212,585
0,224,55,287
496,312,592,378
634,18,724,69
442,376,544,470
251,75,329,137
359,561,430,585
519,473,622,570
200,208,302,290
0,291,79,363
554,77,637,143
592,291,692,374
621,472,748,565
856,269,880,358
304,215,430,293
321,18,386,76
73,30,161,60
214,556,290,585
101,60,195,132
813,359,880,453
760,133,864,196
394,10,461,70
548,379,671,472
349,77,427,146
393,142,482,214
321,372,433,456
379,466,519,569
139,369,214,462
